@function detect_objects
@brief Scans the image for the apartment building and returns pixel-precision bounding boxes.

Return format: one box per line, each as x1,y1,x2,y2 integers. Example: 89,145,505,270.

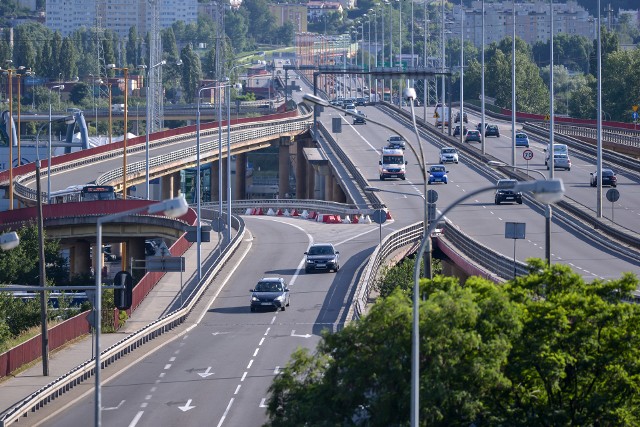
269,3,308,33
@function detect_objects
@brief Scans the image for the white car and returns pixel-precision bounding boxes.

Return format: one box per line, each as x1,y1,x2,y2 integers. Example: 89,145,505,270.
439,147,459,164
344,104,357,115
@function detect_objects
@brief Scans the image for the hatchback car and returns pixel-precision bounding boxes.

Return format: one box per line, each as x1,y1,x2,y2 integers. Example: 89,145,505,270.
428,165,449,185
305,244,340,273
439,147,459,164
590,169,617,187
353,110,367,124
249,277,290,312
484,125,500,137
453,125,467,137
548,153,571,171
515,132,530,147
495,179,523,205
464,129,482,143
454,111,468,123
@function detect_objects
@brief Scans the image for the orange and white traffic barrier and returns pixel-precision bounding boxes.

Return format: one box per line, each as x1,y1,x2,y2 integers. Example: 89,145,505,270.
283,209,291,217
245,208,253,215
301,210,309,219
266,208,276,216
276,208,284,216
362,215,372,224
292,209,300,216
342,215,351,224
386,211,392,220
255,207,264,215
309,211,318,220
352,214,359,224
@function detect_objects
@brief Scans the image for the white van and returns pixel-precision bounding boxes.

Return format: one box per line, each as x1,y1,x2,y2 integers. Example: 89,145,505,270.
544,144,568,167
379,147,407,180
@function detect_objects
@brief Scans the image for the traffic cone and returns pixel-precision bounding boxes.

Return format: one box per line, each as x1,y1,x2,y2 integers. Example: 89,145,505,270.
267,208,276,216
283,209,291,216
256,207,263,215
301,210,309,219
363,215,372,224
386,210,392,220
352,214,359,224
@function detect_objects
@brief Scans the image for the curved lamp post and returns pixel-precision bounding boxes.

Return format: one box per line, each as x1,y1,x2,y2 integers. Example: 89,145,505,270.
94,196,188,427
1,63,15,209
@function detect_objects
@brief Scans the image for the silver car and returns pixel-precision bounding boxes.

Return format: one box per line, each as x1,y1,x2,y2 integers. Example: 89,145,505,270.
250,277,290,312
548,153,571,171
439,147,459,164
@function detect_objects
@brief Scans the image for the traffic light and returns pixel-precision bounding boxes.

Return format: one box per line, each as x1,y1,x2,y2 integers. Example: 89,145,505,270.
113,271,133,310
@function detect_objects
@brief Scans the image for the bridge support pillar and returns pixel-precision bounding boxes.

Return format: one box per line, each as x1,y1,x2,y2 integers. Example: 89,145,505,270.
333,178,346,203
278,136,293,198
127,238,146,270
316,164,330,200
70,241,91,277
306,162,316,200
325,173,334,201
161,172,180,200
235,153,247,200
221,160,229,204
210,161,220,202
296,137,311,199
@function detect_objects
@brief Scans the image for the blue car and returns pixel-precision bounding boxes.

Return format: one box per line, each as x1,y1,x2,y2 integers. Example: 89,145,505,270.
428,165,449,185
515,132,530,147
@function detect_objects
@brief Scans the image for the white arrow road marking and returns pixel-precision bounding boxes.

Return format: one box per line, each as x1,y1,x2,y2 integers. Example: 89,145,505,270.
212,331,229,336
179,399,196,412
291,330,312,338
198,367,214,378
103,400,125,411
259,398,268,408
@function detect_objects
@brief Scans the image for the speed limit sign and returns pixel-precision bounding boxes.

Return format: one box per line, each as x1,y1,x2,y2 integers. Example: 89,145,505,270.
523,149,534,161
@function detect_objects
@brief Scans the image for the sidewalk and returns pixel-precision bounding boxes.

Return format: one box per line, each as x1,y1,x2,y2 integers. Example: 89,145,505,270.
0,235,221,414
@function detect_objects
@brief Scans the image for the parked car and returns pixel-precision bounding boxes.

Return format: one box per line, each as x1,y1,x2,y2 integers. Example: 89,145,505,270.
590,168,617,187
305,243,340,273
386,135,406,149
484,124,500,137
464,129,482,143
494,179,523,205
548,153,571,171
353,110,367,124
428,164,449,185
453,125,467,137
515,132,530,147
439,147,459,164
249,277,290,312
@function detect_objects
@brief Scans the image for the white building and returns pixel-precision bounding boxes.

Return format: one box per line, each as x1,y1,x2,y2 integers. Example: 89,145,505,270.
45,0,198,38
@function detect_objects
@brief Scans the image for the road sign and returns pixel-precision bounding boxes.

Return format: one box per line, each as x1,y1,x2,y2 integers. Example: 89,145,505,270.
505,222,526,239
633,105,639,112
633,112,639,120
433,111,440,118
371,209,387,224
606,188,620,203
544,114,550,121
523,149,534,161
427,189,438,204
146,256,186,272
332,117,342,133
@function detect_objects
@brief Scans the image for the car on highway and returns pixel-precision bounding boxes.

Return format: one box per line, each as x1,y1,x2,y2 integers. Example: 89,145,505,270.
344,103,357,115
386,135,406,149
249,277,290,312
439,147,459,164
355,97,366,106
464,129,482,143
548,153,571,171
454,111,468,123
353,110,367,124
484,124,500,137
590,168,617,187
305,243,340,273
494,179,523,205
428,164,449,185
515,132,530,147
453,125,467,137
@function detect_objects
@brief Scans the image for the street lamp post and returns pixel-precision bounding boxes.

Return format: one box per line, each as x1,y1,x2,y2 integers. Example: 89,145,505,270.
94,196,188,427
106,64,129,200
138,60,167,200
1,63,15,210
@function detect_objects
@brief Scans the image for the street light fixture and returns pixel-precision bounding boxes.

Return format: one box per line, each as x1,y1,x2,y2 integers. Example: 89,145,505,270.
137,60,167,200
94,196,188,427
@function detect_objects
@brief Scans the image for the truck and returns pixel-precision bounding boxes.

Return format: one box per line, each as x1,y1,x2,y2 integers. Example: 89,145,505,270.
435,104,449,127
379,147,407,181
111,104,125,113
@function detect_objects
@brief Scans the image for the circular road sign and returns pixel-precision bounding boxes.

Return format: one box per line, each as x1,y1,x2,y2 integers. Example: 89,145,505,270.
606,188,620,203
522,149,534,161
371,209,387,225
427,189,438,204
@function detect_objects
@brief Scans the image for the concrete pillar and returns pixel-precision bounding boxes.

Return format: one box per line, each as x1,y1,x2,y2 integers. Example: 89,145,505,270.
210,161,220,202
70,241,91,277
307,164,315,200
161,174,172,200
333,179,346,203
127,238,146,270
278,137,292,198
161,172,181,200
235,153,247,200
324,173,333,201
221,160,229,203
296,138,308,199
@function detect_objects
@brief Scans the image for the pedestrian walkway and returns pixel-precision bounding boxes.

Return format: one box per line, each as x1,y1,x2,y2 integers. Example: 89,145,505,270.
0,233,221,415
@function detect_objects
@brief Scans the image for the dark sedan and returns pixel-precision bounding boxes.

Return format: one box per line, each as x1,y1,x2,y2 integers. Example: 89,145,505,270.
590,169,617,187
305,243,340,273
250,278,290,312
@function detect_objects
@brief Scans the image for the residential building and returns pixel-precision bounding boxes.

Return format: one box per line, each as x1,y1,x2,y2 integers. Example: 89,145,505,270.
45,0,198,38
269,3,308,33
307,1,344,22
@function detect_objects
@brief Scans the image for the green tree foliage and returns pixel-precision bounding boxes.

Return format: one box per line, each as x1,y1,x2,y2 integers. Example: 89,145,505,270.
601,49,640,122
69,82,92,106
242,0,276,44
126,26,139,68
265,260,640,426
273,22,295,46
51,31,63,79
225,9,249,53
59,37,78,82
589,26,619,78
180,43,202,103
